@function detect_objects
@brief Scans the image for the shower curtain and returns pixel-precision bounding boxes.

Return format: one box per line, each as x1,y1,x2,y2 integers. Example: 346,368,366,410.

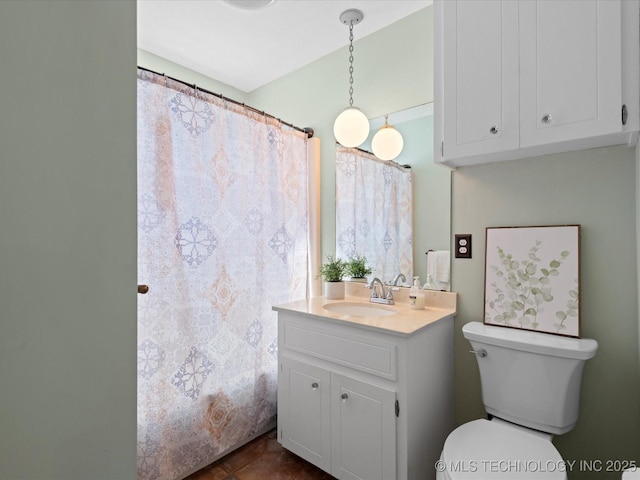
136,70,309,479
335,147,413,283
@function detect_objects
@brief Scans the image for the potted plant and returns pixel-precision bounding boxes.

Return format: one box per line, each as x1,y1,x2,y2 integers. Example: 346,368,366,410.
318,255,347,299
346,254,372,282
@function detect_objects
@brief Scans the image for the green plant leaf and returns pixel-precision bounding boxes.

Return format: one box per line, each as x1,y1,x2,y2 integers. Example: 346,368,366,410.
512,301,524,311
318,255,347,282
345,254,371,278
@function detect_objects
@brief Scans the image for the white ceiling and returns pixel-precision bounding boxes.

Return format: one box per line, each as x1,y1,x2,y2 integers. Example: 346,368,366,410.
137,0,431,93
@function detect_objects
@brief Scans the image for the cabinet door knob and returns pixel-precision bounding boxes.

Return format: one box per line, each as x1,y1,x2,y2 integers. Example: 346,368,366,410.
341,393,349,402
311,382,319,390
489,125,499,135
541,114,552,124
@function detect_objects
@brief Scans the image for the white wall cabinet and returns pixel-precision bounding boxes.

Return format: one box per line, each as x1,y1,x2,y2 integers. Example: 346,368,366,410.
435,0,640,168
276,310,454,480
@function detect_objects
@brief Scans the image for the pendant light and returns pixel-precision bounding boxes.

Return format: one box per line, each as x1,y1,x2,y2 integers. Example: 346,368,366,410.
333,9,370,148
372,115,404,161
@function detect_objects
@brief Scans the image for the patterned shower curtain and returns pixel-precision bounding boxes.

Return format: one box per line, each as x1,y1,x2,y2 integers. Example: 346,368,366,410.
335,147,413,283
136,70,309,479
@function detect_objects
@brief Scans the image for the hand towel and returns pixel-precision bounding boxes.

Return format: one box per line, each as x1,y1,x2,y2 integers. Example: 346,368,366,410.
427,250,450,289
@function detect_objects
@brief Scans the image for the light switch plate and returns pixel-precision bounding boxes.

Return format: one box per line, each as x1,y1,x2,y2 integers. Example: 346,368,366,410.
455,234,472,258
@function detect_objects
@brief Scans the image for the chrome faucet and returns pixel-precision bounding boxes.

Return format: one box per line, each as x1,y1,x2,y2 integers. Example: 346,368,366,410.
368,277,394,305
392,273,406,286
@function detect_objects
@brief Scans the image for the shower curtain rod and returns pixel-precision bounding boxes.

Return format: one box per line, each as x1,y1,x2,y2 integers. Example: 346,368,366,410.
337,144,412,171
138,66,314,138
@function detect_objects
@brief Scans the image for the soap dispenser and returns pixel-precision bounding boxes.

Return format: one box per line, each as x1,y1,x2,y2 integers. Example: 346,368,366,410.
409,276,425,310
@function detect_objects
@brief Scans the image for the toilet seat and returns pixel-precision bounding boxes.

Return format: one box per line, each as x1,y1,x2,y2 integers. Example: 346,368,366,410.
439,419,567,479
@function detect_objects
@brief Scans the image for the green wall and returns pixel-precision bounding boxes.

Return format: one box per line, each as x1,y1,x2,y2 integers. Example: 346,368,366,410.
2,2,634,478
451,146,640,479
139,7,436,275
139,4,640,478
0,1,137,478
248,7,434,260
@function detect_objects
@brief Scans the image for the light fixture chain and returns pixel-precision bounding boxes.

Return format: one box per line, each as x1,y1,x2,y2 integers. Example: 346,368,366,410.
348,22,354,107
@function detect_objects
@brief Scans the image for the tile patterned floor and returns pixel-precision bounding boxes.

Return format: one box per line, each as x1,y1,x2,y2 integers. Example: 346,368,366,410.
185,430,336,480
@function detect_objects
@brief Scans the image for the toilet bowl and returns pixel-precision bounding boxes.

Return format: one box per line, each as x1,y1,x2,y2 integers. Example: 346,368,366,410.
436,419,566,479
437,322,597,479
623,468,640,479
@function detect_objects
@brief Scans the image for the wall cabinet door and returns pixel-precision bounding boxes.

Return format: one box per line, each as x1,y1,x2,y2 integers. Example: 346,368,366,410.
519,0,622,147
279,357,331,472
330,373,397,480
436,0,636,167
439,0,519,159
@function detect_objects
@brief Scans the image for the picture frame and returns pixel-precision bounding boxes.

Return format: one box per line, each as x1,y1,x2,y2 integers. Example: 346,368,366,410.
484,225,581,338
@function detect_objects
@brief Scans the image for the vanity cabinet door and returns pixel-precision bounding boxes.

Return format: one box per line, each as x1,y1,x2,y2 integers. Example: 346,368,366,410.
278,356,331,472
519,0,622,147
436,0,519,162
330,373,397,480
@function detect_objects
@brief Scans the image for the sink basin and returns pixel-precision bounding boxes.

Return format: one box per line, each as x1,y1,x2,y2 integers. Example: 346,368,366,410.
322,302,397,317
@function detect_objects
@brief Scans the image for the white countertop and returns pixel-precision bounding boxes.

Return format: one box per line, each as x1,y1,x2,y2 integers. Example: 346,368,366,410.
273,290,457,337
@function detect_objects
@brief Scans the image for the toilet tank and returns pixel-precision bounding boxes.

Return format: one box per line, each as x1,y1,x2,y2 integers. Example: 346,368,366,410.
463,322,598,435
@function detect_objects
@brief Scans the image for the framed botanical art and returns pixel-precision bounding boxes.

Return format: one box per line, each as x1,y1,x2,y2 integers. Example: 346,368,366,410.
484,225,580,337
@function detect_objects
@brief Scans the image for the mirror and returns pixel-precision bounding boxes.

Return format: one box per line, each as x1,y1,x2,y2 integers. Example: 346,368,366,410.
335,103,451,286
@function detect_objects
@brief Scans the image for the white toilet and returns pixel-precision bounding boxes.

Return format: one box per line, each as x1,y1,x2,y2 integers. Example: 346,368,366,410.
437,321,598,480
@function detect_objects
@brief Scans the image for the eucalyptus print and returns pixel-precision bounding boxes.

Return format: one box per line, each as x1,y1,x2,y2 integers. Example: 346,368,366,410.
486,241,573,330
484,226,580,337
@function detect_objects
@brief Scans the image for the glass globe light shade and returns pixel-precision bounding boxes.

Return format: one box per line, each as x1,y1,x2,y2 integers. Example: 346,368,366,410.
333,107,370,148
372,125,404,161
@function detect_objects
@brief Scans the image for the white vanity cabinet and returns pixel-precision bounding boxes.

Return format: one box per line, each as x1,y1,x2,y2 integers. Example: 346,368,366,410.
280,356,397,479
435,0,640,168
274,298,455,480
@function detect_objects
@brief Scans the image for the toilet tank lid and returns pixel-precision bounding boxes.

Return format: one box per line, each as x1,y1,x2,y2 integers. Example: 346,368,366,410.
463,322,597,360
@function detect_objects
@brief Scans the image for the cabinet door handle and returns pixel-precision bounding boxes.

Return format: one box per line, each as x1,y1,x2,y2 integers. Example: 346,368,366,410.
489,125,499,135
541,114,552,124
341,393,349,402
311,382,319,390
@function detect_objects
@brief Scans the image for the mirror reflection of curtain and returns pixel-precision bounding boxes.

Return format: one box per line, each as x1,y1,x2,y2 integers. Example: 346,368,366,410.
137,69,309,479
335,147,413,283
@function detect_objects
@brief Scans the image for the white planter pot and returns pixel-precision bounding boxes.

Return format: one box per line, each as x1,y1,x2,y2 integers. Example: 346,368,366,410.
349,277,368,283
324,281,345,300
